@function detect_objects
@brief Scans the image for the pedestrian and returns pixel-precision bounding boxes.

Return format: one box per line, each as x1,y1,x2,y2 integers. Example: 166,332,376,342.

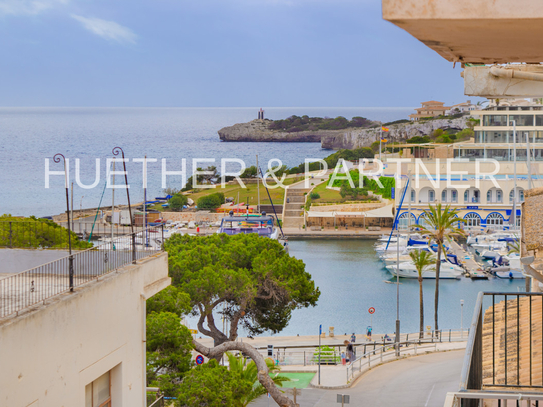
344,340,355,364
350,333,356,343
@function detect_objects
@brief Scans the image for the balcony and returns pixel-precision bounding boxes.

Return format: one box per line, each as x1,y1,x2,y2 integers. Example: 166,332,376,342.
447,292,543,406
382,0,543,64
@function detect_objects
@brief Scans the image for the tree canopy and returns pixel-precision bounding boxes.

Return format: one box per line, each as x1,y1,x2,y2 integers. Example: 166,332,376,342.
146,286,193,396
165,233,320,342
175,359,251,407
168,194,189,212
0,215,92,249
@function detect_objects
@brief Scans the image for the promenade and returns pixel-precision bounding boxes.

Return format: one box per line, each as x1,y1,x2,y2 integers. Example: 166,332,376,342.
251,350,465,407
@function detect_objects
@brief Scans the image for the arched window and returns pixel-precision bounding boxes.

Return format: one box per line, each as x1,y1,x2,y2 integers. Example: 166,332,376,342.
487,190,492,203
398,212,416,230
418,213,432,229
428,189,435,202
451,190,458,202
509,188,525,203
442,190,447,202
486,212,504,226
464,190,468,203
410,189,415,202
464,212,481,227
496,190,502,203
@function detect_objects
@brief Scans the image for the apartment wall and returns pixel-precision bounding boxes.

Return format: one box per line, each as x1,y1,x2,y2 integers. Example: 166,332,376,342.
0,252,170,407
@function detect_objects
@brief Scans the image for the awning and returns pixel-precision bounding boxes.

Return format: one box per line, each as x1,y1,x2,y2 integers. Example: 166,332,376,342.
307,204,394,219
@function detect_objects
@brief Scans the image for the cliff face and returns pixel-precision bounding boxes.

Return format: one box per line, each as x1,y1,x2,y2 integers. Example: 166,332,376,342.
218,116,470,148
218,119,371,142
321,116,470,149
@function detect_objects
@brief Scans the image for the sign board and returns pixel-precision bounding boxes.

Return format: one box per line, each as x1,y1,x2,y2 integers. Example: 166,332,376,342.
368,307,375,314
195,355,204,365
466,206,479,210
267,345,273,356
337,394,350,404
189,329,198,334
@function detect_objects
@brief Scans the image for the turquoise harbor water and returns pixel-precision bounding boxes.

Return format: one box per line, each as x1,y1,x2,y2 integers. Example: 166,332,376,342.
277,239,524,337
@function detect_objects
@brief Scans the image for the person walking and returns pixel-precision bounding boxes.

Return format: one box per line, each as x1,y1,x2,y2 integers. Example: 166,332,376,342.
344,340,355,364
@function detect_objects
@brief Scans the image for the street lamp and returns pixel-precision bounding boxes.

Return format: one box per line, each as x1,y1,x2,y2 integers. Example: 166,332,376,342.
460,299,464,338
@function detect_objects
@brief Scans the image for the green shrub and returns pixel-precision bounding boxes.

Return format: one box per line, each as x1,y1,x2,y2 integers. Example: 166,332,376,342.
309,192,320,200
168,194,188,212
197,192,225,210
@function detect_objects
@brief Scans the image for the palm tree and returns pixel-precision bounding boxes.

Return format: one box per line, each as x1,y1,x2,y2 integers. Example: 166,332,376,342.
418,204,466,332
409,250,435,339
226,352,290,407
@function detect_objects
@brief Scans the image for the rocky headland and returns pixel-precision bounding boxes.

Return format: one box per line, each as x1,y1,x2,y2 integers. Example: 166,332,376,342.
218,119,358,142
218,116,470,149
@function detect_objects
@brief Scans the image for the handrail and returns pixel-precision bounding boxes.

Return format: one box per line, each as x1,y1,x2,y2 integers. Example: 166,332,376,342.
0,225,164,318
459,291,484,391
346,339,438,383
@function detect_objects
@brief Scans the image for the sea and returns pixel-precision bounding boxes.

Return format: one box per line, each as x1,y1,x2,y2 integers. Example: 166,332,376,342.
0,107,414,218
0,107,524,336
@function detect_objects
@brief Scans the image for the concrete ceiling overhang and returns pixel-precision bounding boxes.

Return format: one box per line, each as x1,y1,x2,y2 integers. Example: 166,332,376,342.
382,0,543,64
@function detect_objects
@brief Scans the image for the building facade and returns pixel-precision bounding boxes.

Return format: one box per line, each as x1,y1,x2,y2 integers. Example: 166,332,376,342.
0,252,170,407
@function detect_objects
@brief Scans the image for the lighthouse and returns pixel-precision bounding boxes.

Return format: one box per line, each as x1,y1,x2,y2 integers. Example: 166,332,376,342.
258,108,265,120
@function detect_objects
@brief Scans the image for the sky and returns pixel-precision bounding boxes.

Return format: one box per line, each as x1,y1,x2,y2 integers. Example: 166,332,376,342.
0,0,475,107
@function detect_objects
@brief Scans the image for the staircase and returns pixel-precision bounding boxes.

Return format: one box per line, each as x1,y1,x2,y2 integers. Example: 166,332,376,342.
281,187,310,228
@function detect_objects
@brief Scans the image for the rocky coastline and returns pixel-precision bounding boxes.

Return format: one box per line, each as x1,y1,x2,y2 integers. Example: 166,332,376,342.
218,116,470,149
218,119,352,142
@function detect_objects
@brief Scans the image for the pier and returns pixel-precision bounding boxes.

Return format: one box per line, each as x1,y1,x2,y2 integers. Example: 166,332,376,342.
449,239,489,279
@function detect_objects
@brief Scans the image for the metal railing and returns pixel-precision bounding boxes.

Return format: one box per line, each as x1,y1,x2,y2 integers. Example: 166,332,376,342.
0,220,155,249
0,225,164,318
459,291,543,407
251,329,469,368
346,340,438,384
0,220,74,249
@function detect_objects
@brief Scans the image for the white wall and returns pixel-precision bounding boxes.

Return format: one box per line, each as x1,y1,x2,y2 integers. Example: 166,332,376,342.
0,252,170,407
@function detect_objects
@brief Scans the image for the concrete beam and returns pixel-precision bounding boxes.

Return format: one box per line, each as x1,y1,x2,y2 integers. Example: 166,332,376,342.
382,0,543,64
463,65,543,97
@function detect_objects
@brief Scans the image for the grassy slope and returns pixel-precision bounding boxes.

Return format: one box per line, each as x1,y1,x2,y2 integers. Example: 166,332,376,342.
149,177,302,211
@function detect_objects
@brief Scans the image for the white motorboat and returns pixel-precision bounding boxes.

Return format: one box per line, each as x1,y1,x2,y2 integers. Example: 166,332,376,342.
386,262,463,279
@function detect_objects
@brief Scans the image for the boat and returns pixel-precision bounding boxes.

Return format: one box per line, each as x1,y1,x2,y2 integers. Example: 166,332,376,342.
217,211,284,243
386,261,463,279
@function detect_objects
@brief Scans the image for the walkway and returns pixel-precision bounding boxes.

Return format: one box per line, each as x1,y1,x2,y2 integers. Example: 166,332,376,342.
252,350,465,407
282,174,329,229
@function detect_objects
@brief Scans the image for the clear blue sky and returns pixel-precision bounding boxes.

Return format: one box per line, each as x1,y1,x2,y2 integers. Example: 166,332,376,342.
0,0,473,107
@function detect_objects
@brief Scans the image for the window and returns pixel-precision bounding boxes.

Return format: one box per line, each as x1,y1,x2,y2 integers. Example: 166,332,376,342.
473,190,480,203
536,115,543,126
464,212,481,227
486,212,504,226
509,188,525,203
428,189,435,202
451,190,458,202
483,115,508,126
464,190,468,203
441,190,447,202
398,212,416,230
487,190,492,203
410,189,415,202
85,372,111,407
509,114,534,127
497,190,502,202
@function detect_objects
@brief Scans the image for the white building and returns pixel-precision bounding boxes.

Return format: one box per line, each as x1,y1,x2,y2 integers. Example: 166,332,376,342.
0,250,170,407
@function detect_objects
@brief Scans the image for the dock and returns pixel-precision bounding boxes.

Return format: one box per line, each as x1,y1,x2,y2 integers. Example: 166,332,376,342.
449,239,489,279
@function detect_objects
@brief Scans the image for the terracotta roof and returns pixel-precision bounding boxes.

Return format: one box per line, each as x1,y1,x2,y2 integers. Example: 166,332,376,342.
421,100,445,105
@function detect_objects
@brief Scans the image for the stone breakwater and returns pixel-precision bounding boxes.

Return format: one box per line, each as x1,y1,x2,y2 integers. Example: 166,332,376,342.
218,116,470,149
217,119,376,143
321,116,470,149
